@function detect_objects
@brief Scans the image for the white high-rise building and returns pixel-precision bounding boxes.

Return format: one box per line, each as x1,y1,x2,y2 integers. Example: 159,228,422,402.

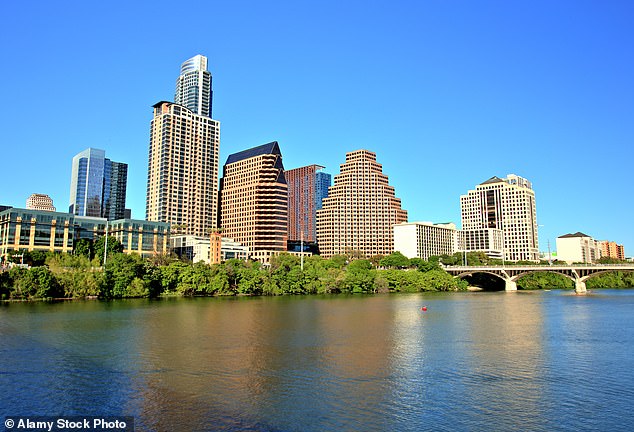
174,54,212,118
146,102,220,237
460,174,539,262
147,55,219,237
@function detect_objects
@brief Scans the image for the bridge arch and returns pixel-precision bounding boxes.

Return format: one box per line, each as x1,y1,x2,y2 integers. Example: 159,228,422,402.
453,271,508,291
446,265,634,294
509,269,577,283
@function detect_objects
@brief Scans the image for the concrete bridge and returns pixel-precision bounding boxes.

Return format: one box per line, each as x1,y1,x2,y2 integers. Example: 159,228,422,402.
445,264,634,294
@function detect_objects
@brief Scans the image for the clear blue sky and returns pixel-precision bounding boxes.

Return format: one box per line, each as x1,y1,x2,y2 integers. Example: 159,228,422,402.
1,0,632,255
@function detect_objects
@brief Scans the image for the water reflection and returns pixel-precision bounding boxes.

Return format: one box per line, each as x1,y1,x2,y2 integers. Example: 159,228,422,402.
3,292,634,431
133,296,399,430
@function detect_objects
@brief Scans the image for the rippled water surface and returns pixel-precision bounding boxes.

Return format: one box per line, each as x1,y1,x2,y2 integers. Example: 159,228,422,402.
2,290,634,431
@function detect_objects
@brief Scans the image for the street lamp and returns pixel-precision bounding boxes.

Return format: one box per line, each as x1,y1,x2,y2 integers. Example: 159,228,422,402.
103,220,108,266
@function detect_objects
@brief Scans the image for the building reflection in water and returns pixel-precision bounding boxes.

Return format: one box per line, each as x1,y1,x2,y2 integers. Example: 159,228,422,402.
133,296,398,430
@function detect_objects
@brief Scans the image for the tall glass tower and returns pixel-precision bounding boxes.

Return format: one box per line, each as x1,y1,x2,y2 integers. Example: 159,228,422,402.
174,54,212,118
69,148,105,217
69,148,128,219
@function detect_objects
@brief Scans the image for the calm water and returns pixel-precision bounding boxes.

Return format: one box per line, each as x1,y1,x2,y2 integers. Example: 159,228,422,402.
2,290,634,431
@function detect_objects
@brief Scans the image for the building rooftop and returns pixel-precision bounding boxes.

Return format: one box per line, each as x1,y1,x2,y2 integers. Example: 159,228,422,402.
558,232,592,238
479,176,505,186
225,141,281,165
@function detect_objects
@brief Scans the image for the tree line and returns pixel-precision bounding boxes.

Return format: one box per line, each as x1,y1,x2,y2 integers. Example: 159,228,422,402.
1,240,632,301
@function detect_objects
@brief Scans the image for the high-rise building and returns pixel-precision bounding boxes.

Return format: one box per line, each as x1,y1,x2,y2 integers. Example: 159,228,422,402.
146,101,220,236
316,149,408,258
26,194,56,212
394,222,457,260
69,148,127,220
219,142,288,262
556,232,602,263
598,240,625,261
174,54,213,118
460,174,539,262
286,164,331,243
69,148,105,217
103,160,128,220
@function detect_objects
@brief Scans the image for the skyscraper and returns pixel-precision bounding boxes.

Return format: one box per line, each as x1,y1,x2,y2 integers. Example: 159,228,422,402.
219,142,288,262
460,174,539,262
69,148,127,219
286,164,331,243
174,54,213,118
103,159,128,220
316,150,408,258
146,101,220,236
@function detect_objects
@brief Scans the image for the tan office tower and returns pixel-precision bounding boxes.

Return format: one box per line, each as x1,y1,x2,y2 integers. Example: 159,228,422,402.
460,174,539,262
220,142,288,262
316,149,408,258
146,101,220,236
26,193,56,212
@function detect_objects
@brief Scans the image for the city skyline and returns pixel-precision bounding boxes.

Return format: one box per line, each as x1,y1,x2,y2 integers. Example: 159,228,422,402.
1,1,632,254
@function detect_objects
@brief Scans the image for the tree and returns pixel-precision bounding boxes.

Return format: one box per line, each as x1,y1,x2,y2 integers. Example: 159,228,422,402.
517,272,574,290
380,251,410,269
409,257,440,272
236,261,264,295
94,235,124,265
344,259,375,293
597,257,628,264
325,255,347,269
24,251,48,267
438,253,461,266
269,253,304,294
160,261,189,293
74,238,93,259
418,269,467,291
369,255,384,268
346,249,366,261
101,253,146,298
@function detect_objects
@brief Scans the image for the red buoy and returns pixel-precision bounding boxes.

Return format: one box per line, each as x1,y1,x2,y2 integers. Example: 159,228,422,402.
421,306,427,311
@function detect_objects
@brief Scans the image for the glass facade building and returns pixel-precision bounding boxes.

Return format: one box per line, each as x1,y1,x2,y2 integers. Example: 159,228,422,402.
174,54,213,118
0,208,169,259
69,148,128,220
69,148,105,217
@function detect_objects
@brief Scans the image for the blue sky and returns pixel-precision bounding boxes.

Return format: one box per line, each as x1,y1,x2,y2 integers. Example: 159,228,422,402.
1,0,632,255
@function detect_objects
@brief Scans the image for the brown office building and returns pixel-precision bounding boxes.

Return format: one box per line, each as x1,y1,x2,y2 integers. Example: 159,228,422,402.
146,101,220,236
286,164,331,243
316,149,407,258
220,142,288,262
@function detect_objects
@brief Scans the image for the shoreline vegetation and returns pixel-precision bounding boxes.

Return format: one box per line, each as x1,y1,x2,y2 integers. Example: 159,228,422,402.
1,245,633,302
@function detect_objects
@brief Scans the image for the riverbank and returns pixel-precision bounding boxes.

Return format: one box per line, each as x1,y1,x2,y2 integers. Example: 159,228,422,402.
3,251,634,302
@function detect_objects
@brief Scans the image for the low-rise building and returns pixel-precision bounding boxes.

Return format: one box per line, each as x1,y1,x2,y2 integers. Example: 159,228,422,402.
0,207,169,259
556,232,602,263
394,222,457,260
170,234,249,264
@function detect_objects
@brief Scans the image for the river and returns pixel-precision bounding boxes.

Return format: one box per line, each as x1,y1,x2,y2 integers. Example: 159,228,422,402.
2,290,634,431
